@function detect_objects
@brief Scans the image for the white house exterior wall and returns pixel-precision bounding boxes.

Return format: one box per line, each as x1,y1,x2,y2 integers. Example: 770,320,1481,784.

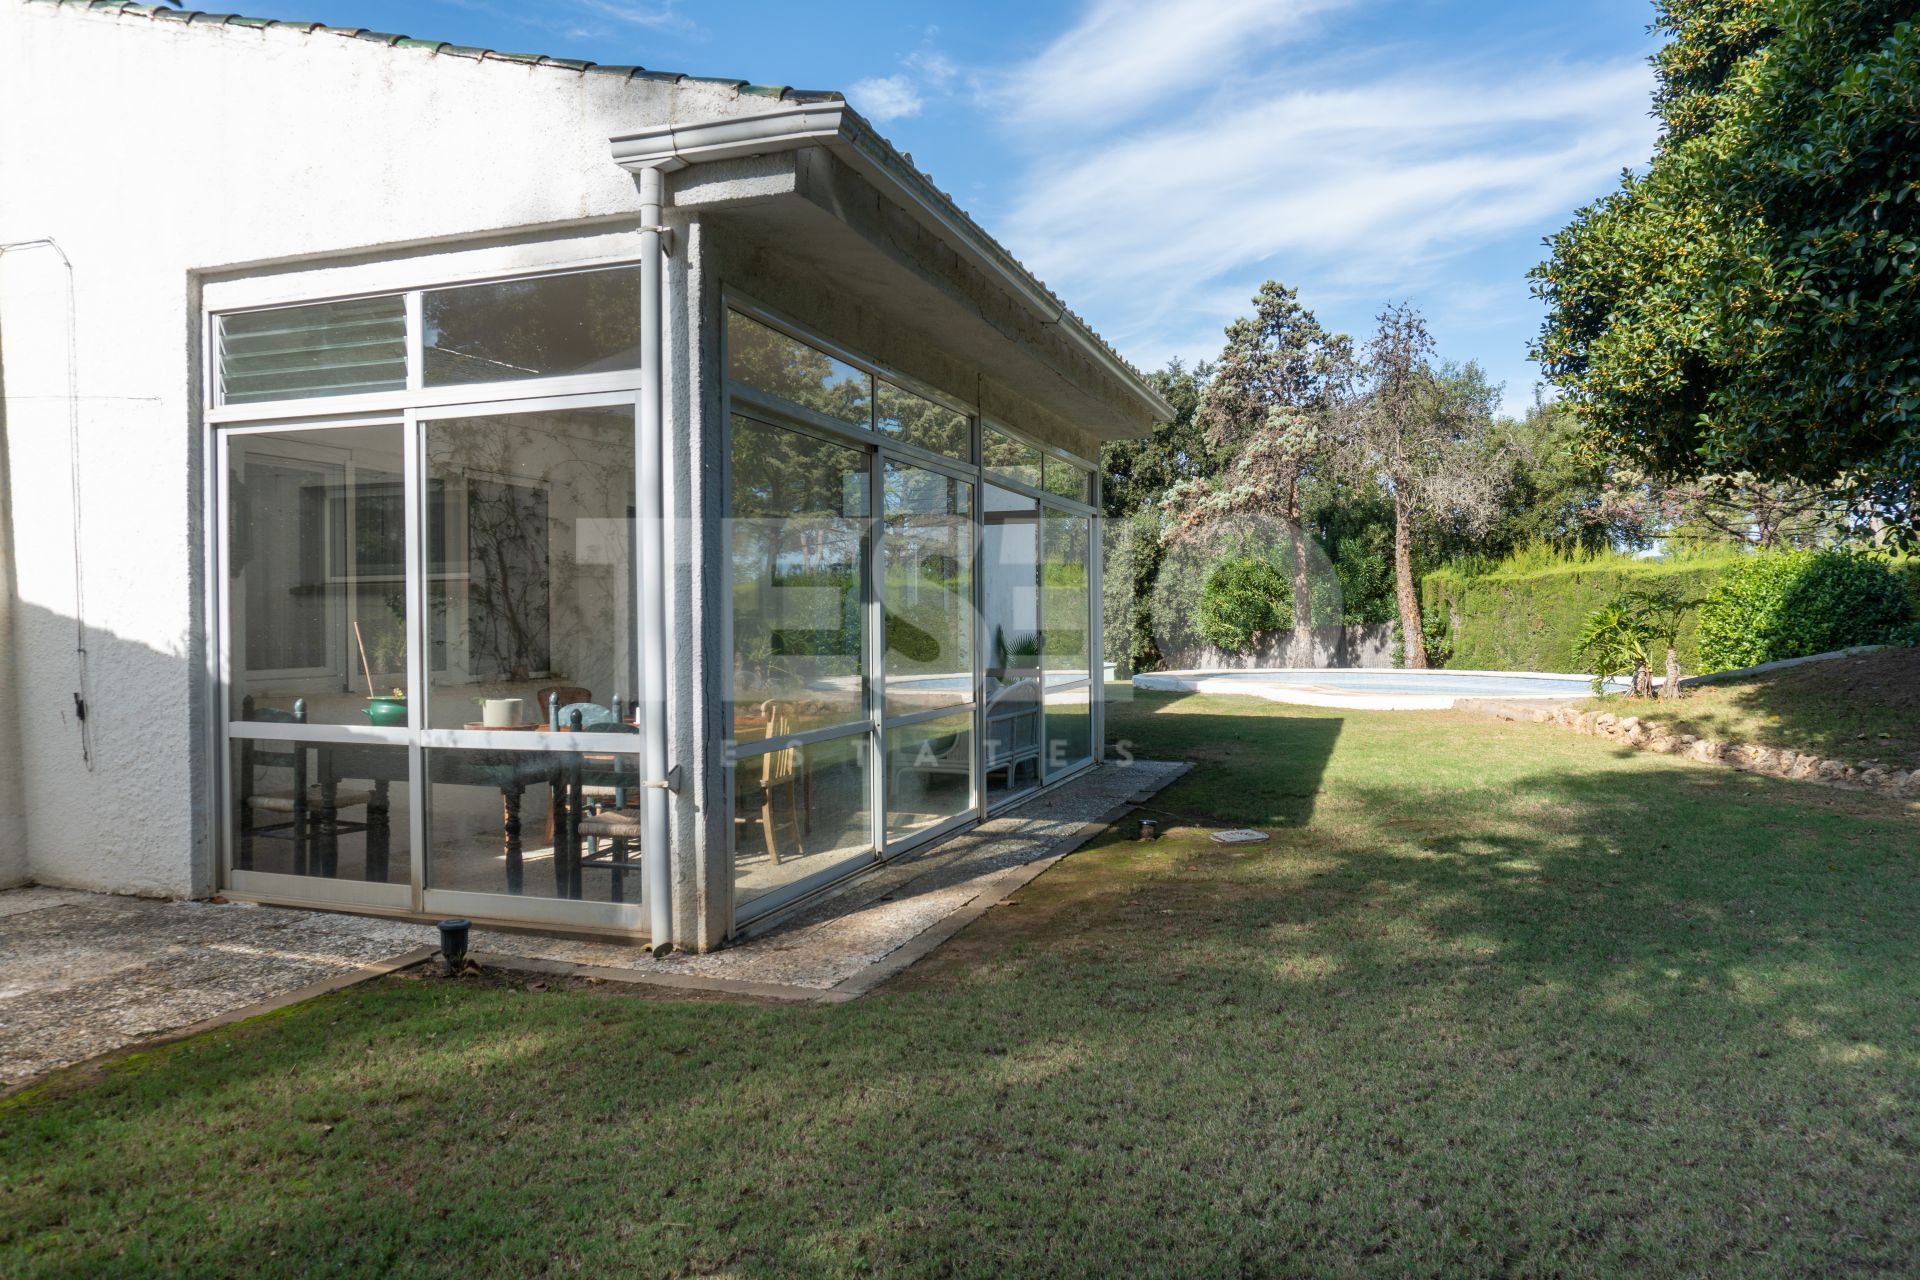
0,4,768,896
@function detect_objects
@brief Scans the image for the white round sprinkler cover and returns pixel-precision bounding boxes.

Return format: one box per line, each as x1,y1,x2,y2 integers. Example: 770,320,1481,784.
1211,828,1271,845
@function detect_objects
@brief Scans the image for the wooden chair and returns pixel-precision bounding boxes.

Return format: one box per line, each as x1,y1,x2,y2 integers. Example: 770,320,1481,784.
575,798,643,903
535,685,592,718
554,701,640,900
537,693,637,852
235,696,383,877
734,699,803,866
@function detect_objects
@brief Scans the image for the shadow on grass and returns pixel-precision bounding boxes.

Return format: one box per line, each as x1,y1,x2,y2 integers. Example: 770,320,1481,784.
1106,686,1341,829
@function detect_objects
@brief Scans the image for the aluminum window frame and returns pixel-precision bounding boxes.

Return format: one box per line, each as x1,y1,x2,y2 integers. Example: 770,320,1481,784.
717,296,1103,932
206,253,650,929
210,263,648,423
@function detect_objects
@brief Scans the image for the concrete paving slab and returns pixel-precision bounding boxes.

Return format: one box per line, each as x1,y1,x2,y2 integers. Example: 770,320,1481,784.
1,759,1187,1092
0,890,430,1091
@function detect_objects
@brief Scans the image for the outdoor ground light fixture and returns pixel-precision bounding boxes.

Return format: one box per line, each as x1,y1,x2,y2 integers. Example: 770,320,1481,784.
438,918,471,969
1137,818,1159,841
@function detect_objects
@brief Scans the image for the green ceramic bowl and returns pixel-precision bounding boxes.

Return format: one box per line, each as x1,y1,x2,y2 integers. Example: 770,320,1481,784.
364,696,407,727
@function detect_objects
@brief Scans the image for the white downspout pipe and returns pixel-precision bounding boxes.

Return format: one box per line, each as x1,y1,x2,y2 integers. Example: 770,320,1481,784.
637,166,674,950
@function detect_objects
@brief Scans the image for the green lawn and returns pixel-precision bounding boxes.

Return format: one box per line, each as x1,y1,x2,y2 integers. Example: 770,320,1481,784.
6,691,1918,1278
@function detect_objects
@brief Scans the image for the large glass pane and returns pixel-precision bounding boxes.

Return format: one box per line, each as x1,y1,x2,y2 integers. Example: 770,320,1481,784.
1043,510,1092,683
227,424,409,726
876,380,969,459
423,407,637,731
230,739,408,884
423,268,641,385
219,295,406,405
982,427,1040,489
1042,456,1092,504
883,463,973,715
734,732,872,910
727,310,871,429
427,747,645,903
983,484,1043,804
729,416,869,736
886,713,973,845
1044,684,1093,776
984,485,1041,677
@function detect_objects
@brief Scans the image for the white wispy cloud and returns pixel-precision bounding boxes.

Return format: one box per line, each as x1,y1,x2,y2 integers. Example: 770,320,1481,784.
991,0,1357,132
850,74,926,122
993,41,1654,386
431,0,697,41
571,0,693,32
906,48,959,90
1009,65,1651,285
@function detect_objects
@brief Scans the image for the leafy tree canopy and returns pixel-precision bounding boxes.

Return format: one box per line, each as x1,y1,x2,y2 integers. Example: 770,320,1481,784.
1532,0,1920,544
1101,362,1213,519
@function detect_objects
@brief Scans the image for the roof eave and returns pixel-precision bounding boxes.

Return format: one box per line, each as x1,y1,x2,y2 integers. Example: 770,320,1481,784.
609,103,1175,426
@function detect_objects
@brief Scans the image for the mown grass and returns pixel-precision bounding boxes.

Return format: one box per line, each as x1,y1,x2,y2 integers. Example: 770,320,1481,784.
4,691,1917,1278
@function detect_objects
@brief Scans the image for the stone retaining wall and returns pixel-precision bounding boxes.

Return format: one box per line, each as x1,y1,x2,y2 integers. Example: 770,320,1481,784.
1532,705,1920,799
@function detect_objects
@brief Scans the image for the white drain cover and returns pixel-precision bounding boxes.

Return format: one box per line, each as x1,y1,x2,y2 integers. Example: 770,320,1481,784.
1211,828,1271,844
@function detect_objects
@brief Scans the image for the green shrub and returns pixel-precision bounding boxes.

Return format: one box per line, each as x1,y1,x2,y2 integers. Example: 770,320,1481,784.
1196,557,1288,653
1575,598,1649,694
1695,551,1914,672
1896,557,1920,622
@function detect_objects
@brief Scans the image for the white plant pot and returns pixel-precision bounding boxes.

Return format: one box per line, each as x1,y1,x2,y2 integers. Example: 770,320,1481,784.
481,697,525,728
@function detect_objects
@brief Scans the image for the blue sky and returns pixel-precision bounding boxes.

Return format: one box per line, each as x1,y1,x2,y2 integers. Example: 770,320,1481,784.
236,0,1663,416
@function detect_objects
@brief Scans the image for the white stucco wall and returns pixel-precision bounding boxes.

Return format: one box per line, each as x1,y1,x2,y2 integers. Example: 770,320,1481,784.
0,4,773,896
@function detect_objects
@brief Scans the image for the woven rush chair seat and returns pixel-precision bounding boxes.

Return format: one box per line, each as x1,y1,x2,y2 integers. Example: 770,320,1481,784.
576,808,642,840
574,806,644,902
248,785,375,815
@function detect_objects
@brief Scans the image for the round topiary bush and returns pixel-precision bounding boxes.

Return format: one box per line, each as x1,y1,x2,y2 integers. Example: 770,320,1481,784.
1696,551,1914,672
1196,556,1289,653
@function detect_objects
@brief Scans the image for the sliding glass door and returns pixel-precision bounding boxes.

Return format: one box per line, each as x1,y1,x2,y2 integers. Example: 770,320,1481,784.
220,398,646,928
724,411,984,918
223,422,413,909
982,483,1044,805
721,303,1097,926
417,400,643,930
727,415,877,911
881,459,976,848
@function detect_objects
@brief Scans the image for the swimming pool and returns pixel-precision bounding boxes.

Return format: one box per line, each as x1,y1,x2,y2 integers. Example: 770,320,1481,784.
1131,667,1627,710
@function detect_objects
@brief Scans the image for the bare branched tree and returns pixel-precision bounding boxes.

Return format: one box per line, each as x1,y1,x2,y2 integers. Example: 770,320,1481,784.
1166,283,1354,665
1337,303,1507,667
1589,469,1852,549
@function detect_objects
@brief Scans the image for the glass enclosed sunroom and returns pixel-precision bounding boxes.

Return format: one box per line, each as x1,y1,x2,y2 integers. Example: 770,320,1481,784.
203,102,1170,952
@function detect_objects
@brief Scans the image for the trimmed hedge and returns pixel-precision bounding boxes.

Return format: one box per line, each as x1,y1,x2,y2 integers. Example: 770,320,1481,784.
1425,551,1920,675
1696,551,1915,671
1421,555,1745,674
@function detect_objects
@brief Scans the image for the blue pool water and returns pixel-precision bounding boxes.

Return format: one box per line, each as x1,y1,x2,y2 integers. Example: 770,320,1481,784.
1174,669,1623,697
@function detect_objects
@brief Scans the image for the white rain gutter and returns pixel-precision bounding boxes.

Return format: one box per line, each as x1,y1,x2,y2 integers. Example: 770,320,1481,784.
608,102,1176,427
635,166,674,949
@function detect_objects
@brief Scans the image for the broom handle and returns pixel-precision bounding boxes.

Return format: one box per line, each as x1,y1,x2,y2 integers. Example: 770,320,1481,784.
352,619,376,694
